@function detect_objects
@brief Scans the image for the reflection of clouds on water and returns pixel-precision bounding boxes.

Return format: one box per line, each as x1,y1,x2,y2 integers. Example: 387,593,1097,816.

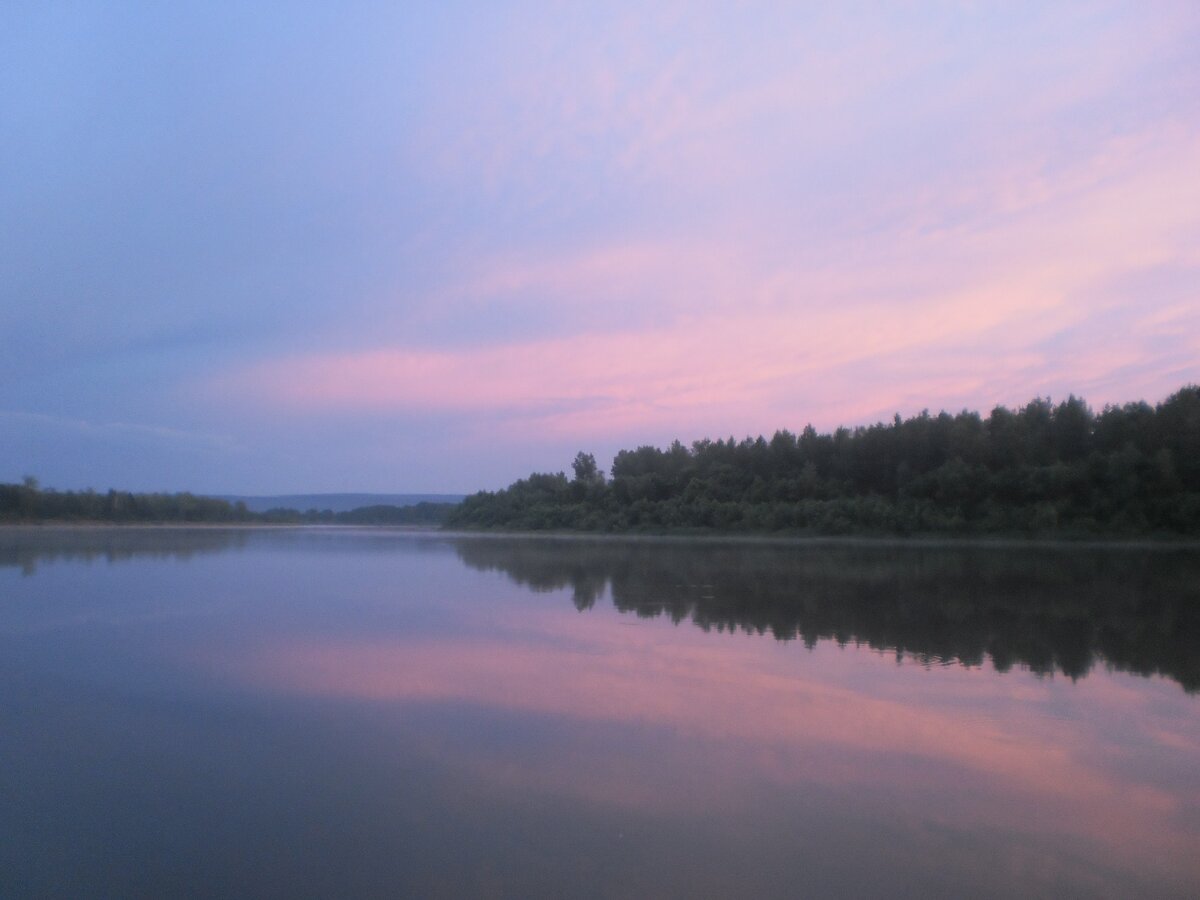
5,528,1199,896
452,536,1200,692
204,606,1200,887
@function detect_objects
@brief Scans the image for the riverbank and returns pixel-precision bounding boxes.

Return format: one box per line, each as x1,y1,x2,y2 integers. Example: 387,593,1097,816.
4,521,1197,548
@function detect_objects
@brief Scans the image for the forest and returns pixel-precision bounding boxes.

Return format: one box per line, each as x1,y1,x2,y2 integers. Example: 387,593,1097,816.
446,386,1200,536
5,386,1197,535
0,479,457,526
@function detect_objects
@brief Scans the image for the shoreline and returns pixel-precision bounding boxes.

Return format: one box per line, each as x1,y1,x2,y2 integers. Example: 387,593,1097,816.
3,521,1198,548
0,521,434,532
437,527,1200,550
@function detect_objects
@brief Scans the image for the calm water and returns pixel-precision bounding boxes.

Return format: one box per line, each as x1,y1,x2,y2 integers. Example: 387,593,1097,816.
2,528,1199,898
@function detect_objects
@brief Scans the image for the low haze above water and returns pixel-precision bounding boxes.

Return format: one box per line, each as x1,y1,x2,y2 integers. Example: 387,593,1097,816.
2,528,1199,898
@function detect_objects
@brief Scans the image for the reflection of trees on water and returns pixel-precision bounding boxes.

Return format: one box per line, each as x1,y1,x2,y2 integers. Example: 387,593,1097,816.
453,537,1200,692
0,527,252,575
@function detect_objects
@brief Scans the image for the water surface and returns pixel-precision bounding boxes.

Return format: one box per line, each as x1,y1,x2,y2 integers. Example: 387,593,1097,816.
2,527,1198,898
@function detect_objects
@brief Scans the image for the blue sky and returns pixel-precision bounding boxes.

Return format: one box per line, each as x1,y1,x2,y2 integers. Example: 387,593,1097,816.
2,1,1198,493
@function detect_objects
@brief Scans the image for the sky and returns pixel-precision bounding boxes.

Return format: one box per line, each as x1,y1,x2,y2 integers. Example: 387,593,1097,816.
2,1,1198,494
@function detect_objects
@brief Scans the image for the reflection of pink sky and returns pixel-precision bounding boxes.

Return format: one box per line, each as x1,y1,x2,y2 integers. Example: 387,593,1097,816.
200,602,1200,883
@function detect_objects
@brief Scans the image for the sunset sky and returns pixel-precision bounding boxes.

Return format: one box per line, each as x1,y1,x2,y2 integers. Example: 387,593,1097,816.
3,1,1198,493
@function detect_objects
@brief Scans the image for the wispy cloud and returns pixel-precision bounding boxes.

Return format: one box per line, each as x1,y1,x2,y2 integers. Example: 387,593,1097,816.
211,114,1200,441
6,1,1199,487
0,410,238,452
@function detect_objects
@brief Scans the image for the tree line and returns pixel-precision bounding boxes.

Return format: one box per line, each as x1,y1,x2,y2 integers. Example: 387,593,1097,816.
0,478,457,526
447,385,1200,536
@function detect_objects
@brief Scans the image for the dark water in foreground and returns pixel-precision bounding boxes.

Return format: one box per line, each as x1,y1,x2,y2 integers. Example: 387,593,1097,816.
2,528,1199,898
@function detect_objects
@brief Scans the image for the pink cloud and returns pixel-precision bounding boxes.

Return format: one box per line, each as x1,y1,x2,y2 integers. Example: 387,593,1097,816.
209,236,1194,441
210,302,1031,436
202,15,1200,447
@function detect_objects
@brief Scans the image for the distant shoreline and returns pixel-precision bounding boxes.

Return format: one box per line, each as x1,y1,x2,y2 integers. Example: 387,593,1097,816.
0,521,435,531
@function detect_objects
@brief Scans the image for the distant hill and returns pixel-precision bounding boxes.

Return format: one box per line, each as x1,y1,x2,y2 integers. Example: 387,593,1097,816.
217,493,465,513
